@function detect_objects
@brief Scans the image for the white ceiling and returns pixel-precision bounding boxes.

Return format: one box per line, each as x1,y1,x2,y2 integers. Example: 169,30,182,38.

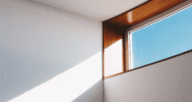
31,0,148,21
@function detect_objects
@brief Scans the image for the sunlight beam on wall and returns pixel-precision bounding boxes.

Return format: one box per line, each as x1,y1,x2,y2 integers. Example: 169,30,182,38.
104,39,123,77
9,52,102,102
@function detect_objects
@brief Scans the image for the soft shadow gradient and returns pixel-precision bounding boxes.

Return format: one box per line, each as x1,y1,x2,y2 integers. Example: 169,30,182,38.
0,46,102,102
0,0,103,101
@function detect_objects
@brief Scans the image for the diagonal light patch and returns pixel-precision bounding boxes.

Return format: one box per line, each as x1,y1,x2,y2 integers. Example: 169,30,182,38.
104,39,123,77
9,51,102,102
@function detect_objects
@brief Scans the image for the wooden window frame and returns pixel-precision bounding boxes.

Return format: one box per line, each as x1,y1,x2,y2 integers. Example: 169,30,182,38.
103,0,191,79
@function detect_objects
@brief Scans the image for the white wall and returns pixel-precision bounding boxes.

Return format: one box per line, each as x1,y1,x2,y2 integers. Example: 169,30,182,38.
104,51,192,102
0,0,103,102
104,1,192,102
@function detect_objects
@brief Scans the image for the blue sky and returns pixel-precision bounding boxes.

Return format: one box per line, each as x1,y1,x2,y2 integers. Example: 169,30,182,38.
132,6,192,68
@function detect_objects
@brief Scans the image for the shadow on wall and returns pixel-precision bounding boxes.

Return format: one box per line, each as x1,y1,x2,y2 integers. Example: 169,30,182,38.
103,23,127,77
0,46,102,102
0,0,102,102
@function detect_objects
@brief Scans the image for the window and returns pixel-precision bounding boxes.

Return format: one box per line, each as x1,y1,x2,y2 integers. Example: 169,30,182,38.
103,0,191,79
128,5,192,69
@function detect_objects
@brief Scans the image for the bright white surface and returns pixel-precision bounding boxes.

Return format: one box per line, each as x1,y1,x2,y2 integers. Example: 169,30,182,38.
0,0,103,102
9,52,102,102
104,39,123,76
104,51,192,102
30,0,148,21
128,33,133,70
104,1,192,102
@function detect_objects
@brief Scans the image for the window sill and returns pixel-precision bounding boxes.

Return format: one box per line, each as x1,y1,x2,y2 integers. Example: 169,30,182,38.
104,49,192,79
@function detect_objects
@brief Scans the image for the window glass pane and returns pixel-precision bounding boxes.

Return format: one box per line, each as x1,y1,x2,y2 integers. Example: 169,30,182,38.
104,39,123,77
131,6,192,69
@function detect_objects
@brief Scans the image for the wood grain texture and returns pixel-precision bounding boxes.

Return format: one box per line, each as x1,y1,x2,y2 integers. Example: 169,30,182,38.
103,23,125,77
103,0,186,78
104,0,186,26
103,24,125,49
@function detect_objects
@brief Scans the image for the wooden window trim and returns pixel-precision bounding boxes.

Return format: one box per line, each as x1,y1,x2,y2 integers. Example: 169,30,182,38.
103,0,192,79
